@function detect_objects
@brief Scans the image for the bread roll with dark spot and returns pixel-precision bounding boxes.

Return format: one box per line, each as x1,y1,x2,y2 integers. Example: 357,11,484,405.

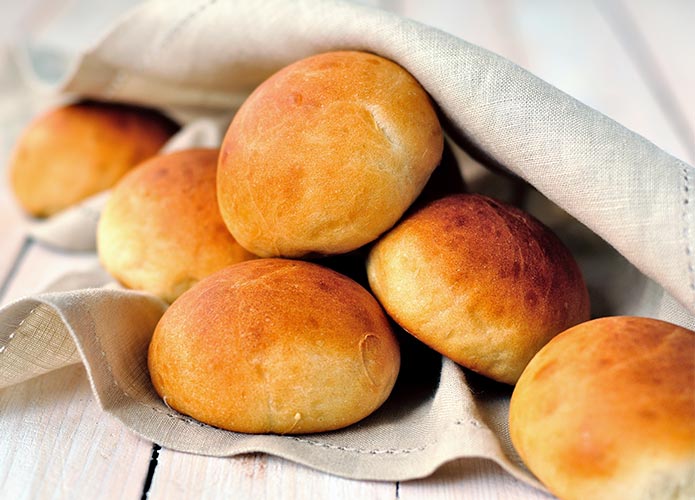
510,316,695,500
148,258,401,434
10,100,178,217
367,193,590,384
98,148,254,303
217,50,443,258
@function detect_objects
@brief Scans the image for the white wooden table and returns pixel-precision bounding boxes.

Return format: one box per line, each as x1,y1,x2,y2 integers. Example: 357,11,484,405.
1,1,692,498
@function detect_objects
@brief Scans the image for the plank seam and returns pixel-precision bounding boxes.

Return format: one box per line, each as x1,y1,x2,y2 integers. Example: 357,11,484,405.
140,443,161,500
0,236,33,305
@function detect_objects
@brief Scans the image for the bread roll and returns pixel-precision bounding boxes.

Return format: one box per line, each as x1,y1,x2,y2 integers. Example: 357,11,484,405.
367,193,590,384
9,100,178,217
98,148,255,303
509,316,695,500
148,258,400,434
217,50,443,258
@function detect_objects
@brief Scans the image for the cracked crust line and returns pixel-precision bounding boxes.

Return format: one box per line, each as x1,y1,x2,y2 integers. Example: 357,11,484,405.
362,102,403,155
359,333,379,388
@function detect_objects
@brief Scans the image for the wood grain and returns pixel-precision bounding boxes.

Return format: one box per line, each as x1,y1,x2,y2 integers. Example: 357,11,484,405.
596,0,695,163
391,0,690,163
399,459,554,500
148,451,396,500
0,364,153,500
0,242,99,308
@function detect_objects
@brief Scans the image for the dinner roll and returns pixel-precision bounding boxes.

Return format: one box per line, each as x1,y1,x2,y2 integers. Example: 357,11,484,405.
148,258,400,434
218,50,443,257
98,148,255,303
367,193,590,384
9,100,178,217
509,316,695,500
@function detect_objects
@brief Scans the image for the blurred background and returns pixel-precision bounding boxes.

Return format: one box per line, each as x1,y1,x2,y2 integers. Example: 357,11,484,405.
1,0,692,164
1,0,692,281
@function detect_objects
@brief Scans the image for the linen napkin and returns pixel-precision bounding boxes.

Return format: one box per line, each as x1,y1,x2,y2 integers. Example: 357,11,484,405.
1,0,694,488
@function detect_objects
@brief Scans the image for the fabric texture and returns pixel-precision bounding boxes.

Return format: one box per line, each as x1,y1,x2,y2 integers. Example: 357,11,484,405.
1,0,694,487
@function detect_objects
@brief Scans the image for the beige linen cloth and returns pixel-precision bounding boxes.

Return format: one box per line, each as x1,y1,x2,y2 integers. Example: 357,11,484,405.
2,0,694,488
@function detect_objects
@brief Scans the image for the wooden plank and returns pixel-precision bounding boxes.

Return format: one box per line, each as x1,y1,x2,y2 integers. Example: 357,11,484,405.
391,0,530,67
597,0,695,162
1,3,152,491
148,451,396,500
0,242,99,307
0,364,153,499
0,233,31,306
0,0,46,43
399,459,553,500
505,0,689,162
0,195,29,305
0,44,40,303
382,0,689,163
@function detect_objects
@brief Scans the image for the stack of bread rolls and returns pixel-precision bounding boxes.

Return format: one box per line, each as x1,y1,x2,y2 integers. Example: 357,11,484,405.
10,50,694,496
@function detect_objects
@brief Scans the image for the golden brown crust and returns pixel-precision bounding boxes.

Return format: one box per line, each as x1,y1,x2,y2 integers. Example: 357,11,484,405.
148,258,401,434
97,148,255,303
9,100,178,217
509,316,695,500
217,50,443,257
366,193,590,384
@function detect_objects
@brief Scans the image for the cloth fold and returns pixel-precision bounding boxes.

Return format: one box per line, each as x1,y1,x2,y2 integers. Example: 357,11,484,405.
1,0,694,487
0,274,542,487
30,0,695,315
